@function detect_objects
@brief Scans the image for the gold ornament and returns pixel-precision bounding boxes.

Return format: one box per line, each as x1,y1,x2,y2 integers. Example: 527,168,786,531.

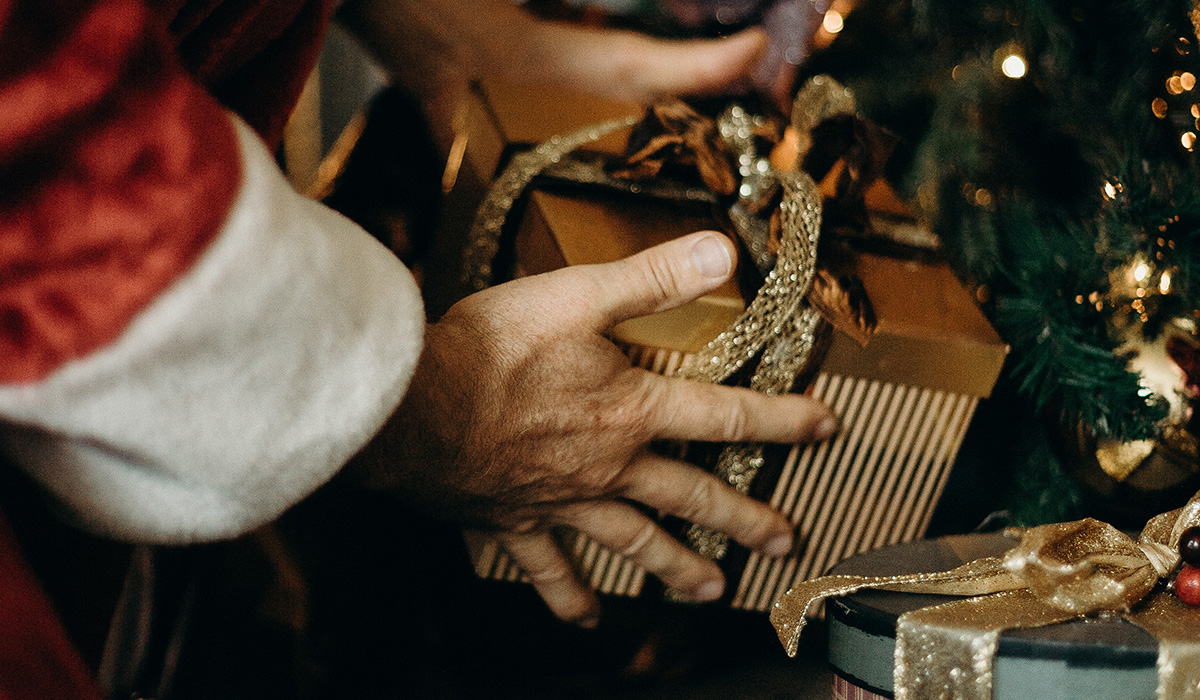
1053,317,1200,525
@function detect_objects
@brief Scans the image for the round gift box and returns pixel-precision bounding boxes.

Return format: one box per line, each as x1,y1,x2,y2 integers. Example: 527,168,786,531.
824,533,1159,700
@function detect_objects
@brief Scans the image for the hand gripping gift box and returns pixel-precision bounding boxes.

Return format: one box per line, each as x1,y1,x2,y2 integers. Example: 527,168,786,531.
441,76,1008,612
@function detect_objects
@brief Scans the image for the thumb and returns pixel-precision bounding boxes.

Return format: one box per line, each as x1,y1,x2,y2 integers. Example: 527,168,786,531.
578,231,737,328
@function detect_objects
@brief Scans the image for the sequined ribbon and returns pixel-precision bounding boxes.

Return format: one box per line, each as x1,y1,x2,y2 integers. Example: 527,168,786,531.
679,76,856,560
769,489,1200,700
464,114,642,293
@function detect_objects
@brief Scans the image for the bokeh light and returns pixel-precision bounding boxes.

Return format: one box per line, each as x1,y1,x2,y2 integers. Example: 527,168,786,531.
1000,54,1026,78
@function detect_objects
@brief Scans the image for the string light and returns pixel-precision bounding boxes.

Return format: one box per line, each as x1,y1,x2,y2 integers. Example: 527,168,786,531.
1183,131,1197,150
1001,54,1027,79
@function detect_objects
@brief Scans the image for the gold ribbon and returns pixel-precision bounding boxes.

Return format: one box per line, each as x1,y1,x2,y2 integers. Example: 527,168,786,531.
677,76,856,561
769,489,1200,700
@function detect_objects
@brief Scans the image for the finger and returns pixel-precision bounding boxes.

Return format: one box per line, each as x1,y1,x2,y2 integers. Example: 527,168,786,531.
616,452,795,557
561,501,726,602
611,28,769,101
542,27,768,103
562,231,737,330
495,531,601,627
642,375,839,444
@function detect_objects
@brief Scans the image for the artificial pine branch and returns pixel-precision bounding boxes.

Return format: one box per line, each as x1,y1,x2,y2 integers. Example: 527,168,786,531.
802,0,1200,443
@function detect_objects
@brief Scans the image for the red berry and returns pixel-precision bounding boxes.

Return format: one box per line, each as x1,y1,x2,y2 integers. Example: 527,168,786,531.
1180,526,1200,568
1176,565,1200,606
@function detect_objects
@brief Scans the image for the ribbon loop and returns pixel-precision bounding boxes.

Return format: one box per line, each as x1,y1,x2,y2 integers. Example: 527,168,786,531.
1001,518,1159,614
771,488,1200,699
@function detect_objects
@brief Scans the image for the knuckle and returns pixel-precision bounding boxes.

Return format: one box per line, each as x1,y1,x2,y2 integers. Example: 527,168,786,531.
638,254,682,309
678,476,718,522
718,395,752,442
616,520,659,559
596,374,658,441
511,518,541,535
526,558,574,584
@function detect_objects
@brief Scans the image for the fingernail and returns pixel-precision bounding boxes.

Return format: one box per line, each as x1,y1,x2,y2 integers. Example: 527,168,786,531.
578,616,600,629
816,416,838,440
692,235,732,279
693,580,724,601
764,534,793,557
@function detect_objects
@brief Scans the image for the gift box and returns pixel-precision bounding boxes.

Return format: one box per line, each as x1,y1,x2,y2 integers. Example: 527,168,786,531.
822,534,1160,700
446,80,1008,612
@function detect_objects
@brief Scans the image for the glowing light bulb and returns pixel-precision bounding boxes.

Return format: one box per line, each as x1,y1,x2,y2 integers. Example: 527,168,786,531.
1134,263,1151,282
1183,72,1196,90
1161,270,1173,294
1000,55,1026,78
823,10,844,34
1103,181,1118,199
1153,97,1169,118
1184,132,1197,150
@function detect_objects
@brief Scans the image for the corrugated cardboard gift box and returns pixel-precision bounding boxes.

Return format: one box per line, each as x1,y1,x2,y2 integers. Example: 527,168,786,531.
440,80,1008,612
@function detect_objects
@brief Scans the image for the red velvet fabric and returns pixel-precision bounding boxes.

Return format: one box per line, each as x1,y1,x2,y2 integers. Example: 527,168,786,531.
0,0,332,384
162,0,335,149
0,510,105,700
0,0,336,695
0,0,239,384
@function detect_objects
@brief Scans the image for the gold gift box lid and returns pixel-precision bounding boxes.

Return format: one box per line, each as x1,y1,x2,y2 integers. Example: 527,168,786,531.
517,188,1007,398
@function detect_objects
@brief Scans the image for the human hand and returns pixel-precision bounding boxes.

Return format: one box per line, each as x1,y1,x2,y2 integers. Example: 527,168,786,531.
338,0,778,147
355,231,837,625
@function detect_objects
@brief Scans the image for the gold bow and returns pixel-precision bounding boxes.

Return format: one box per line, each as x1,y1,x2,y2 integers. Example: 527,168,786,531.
770,489,1200,699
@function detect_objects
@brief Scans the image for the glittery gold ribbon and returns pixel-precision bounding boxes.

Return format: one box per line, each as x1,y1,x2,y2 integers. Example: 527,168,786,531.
769,489,1200,700
464,114,642,293
678,76,856,561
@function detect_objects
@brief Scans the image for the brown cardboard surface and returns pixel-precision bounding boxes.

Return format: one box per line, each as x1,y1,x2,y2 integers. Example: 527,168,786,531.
516,190,745,354
517,189,1007,398
479,81,638,155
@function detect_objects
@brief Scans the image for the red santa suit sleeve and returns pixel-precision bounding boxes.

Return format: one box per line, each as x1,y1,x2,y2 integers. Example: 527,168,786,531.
0,0,425,543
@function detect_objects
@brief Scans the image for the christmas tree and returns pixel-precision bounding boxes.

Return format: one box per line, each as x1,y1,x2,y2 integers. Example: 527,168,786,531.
799,0,1200,525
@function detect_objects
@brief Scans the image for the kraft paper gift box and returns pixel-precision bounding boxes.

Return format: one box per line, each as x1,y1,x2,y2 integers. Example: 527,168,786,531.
441,80,1008,611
